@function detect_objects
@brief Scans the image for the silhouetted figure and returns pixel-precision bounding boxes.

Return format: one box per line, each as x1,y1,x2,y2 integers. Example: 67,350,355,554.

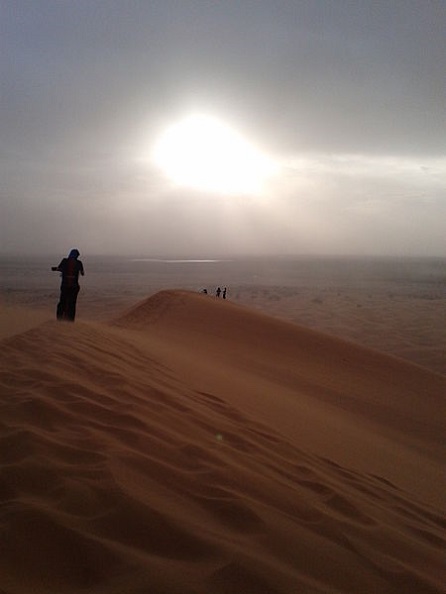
201,288,208,294
52,249,84,321
216,286,221,298
222,287,227,299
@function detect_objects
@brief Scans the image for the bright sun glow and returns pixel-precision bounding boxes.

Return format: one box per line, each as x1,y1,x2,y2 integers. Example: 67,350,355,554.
151,115,276,195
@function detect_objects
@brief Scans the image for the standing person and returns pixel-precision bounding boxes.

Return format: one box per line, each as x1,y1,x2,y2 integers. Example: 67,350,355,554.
222,287,227,299
216,286,221,298
52,249,85,321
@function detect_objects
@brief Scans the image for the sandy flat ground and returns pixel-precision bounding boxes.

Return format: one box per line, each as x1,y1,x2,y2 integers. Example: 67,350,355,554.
1,290,445,594
233,285,445,376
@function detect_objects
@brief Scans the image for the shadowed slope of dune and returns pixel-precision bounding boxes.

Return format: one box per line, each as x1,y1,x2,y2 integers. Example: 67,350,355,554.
1,291,445,594
115,291,445,496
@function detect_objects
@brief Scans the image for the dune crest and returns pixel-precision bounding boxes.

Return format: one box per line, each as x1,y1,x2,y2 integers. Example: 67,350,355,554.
0,304,51,340
1,291,445,593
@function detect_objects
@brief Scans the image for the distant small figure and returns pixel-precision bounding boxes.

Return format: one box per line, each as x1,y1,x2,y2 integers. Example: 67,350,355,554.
222,287,227,299
200,288,208,294
51,248,85,321
216,286,221,298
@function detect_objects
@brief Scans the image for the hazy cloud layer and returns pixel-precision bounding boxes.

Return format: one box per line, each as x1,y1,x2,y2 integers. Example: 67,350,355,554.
1,1,445,256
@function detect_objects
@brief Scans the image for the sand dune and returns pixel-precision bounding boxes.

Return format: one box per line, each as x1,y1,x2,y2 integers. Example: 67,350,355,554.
1,290,445,593
0,304,52,340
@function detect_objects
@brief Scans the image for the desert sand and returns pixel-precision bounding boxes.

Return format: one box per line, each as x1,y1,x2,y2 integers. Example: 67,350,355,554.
1,290,445,593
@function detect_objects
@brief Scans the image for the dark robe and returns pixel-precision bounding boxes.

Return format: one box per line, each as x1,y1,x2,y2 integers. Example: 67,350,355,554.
55,257,84,321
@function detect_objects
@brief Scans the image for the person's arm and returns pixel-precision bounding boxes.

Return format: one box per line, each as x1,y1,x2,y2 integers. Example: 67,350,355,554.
51,259,65,272
79,261,85,276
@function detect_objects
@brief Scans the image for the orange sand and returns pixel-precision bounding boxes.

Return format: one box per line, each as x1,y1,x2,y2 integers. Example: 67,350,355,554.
1,290,445,593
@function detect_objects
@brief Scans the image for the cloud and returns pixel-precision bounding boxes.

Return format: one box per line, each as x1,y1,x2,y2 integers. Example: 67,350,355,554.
1,1,445,256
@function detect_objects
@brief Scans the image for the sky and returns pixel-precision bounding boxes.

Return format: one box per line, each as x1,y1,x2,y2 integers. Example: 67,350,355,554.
1,0,445,257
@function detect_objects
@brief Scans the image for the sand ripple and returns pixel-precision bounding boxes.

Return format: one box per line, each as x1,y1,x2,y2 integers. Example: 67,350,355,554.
1,291,445,593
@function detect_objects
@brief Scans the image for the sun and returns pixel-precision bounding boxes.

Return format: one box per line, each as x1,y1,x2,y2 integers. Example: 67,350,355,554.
151,115,276,195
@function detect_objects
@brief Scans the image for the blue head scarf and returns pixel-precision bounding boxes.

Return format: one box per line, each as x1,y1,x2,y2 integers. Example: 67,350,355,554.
68,249,80,259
